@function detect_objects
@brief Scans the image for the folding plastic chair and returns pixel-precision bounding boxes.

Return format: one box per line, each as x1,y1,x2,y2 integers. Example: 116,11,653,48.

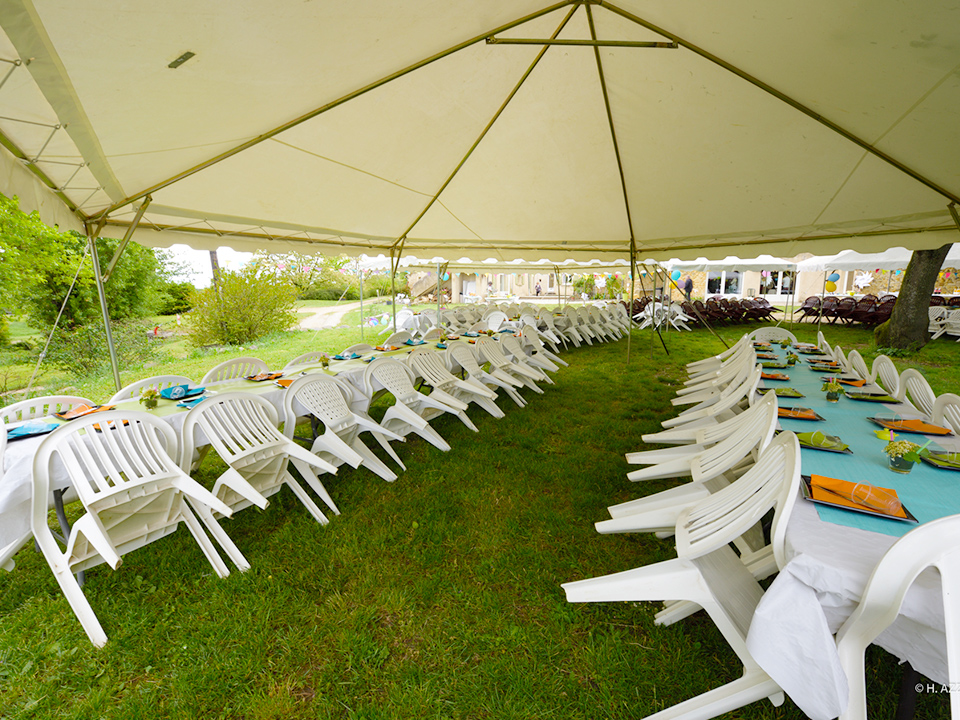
563,431,801,720
835,514,960,720
179,392,340,571
32,411,235,647
200,356,269,385
108,374,195,403
282,374,404,481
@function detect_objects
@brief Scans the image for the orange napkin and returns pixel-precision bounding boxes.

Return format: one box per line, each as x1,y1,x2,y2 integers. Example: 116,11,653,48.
810,475,907,518
761,371,789,380
275,378,296,388
778,407,818,420
884,418,952,435
810,360,838,367
375,345,399,352
54,404,114,421
837,378,866,387
246,372,283,382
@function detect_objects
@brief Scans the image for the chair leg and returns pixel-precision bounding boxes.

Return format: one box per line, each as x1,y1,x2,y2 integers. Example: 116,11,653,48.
349,439,398,481
641,671,783,720
186,500,249,573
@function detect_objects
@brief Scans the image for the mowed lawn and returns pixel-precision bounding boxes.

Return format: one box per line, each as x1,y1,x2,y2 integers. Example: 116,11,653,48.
0,317,955,719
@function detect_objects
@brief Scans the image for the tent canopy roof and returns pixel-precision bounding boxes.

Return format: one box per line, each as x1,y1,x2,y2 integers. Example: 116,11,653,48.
1,1,959,263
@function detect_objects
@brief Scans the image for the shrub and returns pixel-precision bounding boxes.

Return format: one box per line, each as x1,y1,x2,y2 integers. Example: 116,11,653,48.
44,321,157,377
0,313,8,346
186,266,298,346
157,281,195,315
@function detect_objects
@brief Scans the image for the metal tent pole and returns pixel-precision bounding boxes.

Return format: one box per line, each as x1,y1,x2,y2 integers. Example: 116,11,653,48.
88,236,121,391
359,261,364,342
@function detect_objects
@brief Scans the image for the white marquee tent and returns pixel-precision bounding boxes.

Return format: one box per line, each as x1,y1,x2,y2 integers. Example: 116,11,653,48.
796,246,960,274
1,1,959,266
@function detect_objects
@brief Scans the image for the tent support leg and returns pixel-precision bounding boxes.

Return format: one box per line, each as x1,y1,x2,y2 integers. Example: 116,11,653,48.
88,236,121,392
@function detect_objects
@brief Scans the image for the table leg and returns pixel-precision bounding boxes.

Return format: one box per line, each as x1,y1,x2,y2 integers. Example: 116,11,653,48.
896,662,920,720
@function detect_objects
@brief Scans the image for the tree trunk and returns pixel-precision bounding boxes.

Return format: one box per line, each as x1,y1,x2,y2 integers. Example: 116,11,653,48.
874,244,951,350
209,250,221,287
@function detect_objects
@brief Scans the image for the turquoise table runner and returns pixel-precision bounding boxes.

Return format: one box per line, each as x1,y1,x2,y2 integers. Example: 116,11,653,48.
765,346,959,538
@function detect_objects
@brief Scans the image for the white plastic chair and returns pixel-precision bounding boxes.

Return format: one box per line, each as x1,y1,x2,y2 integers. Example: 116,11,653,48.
500,334,557,382
200,356,269,385
363,358,461,452
179,392,340,571
407,347,503,423
341,343,375,356
536,311,571,349
32,411,235,647
817,330,833,356
108,374,196,403
932,393,960,434
871,354,900,397
928,306,950,339
518,326,568,367
563,431,802,720
845,349,876,386
284,351,329,369
897,367,936,418
282,374,404,482
445,341,526,409
1,395,96,424
685,335,749,377
484,310,509,333
474,336,546,396
383,331,413,347
661,364,763,432
748,327,797,344
835,513,960,720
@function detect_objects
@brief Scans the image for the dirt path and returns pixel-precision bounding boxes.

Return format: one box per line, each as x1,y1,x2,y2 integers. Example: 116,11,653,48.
297,301,366,330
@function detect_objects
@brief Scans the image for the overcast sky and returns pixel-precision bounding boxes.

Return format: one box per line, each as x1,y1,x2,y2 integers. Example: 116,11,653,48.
162,245,253,288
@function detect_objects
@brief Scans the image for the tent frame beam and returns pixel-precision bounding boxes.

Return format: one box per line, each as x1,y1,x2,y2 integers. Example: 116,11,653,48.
485,37,676,48
601,0,960,206
389,5,579,250
101,195,150,283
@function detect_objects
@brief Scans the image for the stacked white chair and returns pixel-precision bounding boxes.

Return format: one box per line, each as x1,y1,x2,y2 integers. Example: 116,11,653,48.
518,326,568,367
499,334,557,383
282,374,403,482
537,309,573,349
179,392,340,571
33,411,236,647
563,432,802,720
407,347,503,422
201,357,269,385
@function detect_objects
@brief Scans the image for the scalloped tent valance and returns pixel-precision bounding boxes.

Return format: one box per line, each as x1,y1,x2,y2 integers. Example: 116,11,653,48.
1,0,959,263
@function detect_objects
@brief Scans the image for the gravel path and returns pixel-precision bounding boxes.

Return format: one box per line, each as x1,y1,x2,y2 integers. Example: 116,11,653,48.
297,301,366,330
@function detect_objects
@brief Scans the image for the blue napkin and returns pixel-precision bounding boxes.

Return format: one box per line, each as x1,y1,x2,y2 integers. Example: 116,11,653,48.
177,396,207,409
436,342,447,349
464,332,480,337
160,384,205,400
333,352,361,360
7,421,56,441
404,339,426,346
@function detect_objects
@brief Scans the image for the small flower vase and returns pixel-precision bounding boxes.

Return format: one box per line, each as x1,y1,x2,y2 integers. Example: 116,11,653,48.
888,455,913,474
787,356,797,366
825,390,840,403
142,397,158,410
320,356,330,369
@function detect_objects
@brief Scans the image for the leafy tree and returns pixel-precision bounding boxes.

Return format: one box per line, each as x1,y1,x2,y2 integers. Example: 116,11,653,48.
252,250,351,298
186,265,298,345
875,244,953,350
156,281,195,315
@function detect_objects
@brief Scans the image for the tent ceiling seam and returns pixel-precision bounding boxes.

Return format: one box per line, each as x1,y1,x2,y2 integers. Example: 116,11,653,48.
599,0,960,206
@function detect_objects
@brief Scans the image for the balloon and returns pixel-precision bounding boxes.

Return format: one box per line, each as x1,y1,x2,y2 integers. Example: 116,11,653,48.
825,281,837,292
442,272,449,281
671,270,681,281
827,273,840,282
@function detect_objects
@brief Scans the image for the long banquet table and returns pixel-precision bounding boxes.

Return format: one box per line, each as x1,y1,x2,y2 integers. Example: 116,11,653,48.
0,340,459,557
742,342,959,720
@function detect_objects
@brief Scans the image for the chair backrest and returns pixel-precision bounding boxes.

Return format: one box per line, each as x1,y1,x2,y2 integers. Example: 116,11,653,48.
474,336,513,368
816,330,832,355
834,513,960,720
420,328,442,341
897,368,936,417
341,343,375,355
1,395,96,424
484,311,508,332
108,375,195,403
383,331,412,346
747,327,797,344
363,358,419,400
445,341,485,378
690,387,779,483
407,348,457,389
871,355,900,396
200,357,268,385
932,393,960,435
675,430,800,561
284,351,329,369
283,373,355,431
847,349,872,381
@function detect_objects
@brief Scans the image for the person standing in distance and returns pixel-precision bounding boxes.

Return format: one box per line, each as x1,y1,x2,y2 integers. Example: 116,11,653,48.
683,275,693,302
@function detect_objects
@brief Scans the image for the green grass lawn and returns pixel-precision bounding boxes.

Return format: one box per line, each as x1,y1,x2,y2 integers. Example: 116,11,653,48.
0,318,955,719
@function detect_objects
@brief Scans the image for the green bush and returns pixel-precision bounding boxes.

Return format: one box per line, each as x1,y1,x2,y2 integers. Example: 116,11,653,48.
157,281,194,315
44,321,158,377
0,313,8,346
186,266,298,346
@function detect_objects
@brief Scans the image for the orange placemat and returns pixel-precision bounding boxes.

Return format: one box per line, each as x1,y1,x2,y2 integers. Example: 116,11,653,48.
778,407,821,420
837,378,865,387
872,418,953,435
810,475,908,519
54,404,114,421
